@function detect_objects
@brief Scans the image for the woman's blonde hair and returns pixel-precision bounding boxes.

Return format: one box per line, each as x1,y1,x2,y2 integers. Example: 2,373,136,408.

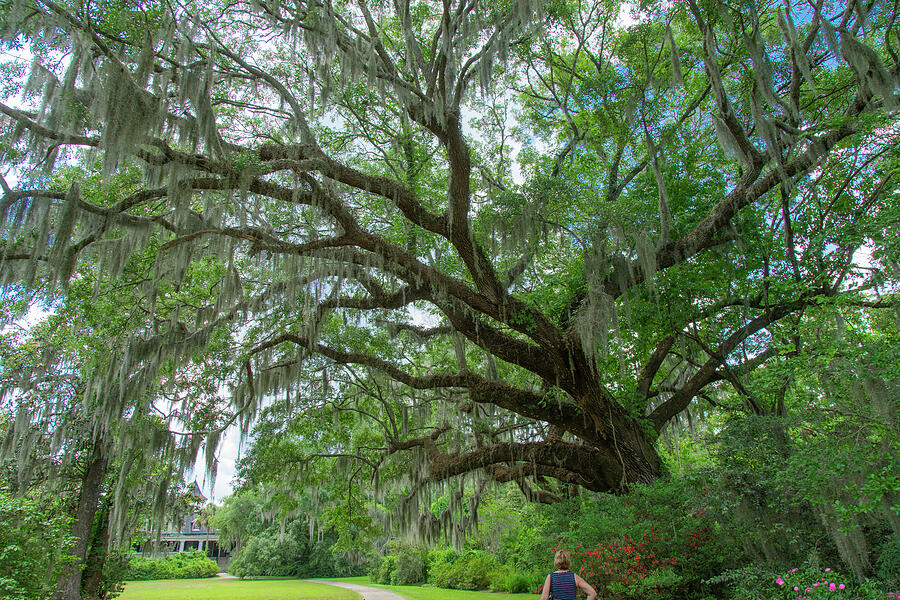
554,549,571,570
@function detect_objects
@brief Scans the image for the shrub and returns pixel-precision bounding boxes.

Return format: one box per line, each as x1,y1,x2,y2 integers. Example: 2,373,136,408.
0,491,74,600
427,557,454,588
510,571,541,593
488,565,514,592
876,539,900,585
426,546,458,571
425,546,458,588
96,547,131,600
367,541,427,585
392,544,427,585
124,550,219,580
487,565,535,593
711,562,895,600
704,563,774,600
370,554,397,585
555,533,683,600
769,564,894,600
428,549,499,590
228,520,356,578
546,478,732,595
229,535,301,577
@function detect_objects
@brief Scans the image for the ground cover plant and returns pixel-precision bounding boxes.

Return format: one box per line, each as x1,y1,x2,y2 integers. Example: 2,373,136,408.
117,578,360,600
329,576,535,600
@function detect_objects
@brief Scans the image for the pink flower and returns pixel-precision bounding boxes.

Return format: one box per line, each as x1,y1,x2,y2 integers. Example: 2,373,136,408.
830,584,836,591
825,568,831,572
813,582,819,587
839,584,845,590
777,578,785,586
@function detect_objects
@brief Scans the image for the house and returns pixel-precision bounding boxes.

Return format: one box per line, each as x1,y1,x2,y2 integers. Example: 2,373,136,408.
133,482,230,571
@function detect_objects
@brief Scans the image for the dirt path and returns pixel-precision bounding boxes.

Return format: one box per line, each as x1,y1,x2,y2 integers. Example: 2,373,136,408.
305,580,409,600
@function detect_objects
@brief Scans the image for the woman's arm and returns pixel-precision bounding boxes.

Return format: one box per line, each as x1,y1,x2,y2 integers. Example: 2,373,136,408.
574,573,597,600
539,573,551,600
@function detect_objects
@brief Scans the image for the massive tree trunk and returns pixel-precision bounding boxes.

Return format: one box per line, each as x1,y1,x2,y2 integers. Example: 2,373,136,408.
54,443,107,600
583,398,662,489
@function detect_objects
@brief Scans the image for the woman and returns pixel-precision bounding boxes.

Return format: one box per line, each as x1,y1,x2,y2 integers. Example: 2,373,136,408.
539,549,597,600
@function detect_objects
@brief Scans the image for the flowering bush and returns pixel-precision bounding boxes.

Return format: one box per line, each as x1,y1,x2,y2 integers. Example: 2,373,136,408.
771,565,897,600
772,566,849,599
551,534,682,599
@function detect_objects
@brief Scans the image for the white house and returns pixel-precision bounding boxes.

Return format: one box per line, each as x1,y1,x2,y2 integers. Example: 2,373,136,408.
133,482,230,571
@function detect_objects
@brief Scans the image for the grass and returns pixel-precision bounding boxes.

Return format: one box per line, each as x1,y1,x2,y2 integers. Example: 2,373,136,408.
118,578,360,600
327,576,537,600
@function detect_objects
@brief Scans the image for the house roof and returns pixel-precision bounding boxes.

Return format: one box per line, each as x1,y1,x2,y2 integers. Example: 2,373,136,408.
188,481,207,502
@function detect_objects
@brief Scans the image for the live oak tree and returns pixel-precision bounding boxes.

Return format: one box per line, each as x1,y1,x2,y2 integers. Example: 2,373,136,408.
1,0,898,536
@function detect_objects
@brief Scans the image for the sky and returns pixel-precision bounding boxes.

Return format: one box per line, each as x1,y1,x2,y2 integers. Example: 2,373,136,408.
192,423,242,502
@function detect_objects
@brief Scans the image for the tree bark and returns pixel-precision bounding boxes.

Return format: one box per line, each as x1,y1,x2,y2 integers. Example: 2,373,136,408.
80,501,111,600
54,443,107,600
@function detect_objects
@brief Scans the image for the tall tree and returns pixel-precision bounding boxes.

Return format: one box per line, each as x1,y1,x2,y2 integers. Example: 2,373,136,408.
0,0,897,524
0,264,231,599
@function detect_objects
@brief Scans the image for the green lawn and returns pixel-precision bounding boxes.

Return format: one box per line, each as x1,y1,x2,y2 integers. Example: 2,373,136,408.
118,578,360,600
327,576,537,600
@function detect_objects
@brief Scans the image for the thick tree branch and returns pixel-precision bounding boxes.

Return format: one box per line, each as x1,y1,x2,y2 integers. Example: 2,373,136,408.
649,291,831,430
0,102,99,147
637,334,675,399
605,84,875,299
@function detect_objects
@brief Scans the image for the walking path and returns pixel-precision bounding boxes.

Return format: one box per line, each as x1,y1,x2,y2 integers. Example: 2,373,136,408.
306,579,408,600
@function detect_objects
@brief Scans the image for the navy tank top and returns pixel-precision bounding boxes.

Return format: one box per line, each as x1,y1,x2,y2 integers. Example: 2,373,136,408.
550,571,576,600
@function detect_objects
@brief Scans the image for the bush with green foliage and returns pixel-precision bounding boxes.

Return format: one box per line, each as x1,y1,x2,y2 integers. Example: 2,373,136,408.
96,548,130,600
229,534,304,578
486,564,538,593
426,549,458,589
228,519,358,578
369,553,397,585
0,491,74,600
425,546,458,571
428,549,500,590
530,478,731,598
124,550,219,580
392,543,427,585
711,561,895,600
876,539,900,587
369,541,427,585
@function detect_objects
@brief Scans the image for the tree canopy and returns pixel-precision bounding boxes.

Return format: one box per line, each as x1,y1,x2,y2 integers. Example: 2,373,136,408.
1,0,898,534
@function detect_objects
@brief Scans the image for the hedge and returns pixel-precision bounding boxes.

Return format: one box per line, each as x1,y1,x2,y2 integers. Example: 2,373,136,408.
124,550,219,580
